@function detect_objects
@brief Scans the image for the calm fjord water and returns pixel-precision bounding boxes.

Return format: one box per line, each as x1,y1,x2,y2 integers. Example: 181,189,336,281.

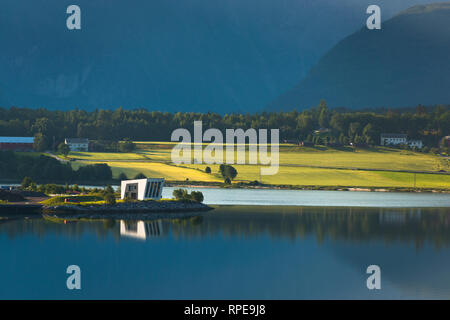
1,198,450,299
162,187,450,207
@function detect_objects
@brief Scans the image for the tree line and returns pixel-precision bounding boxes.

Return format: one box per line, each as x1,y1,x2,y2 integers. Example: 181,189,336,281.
0,151,112,183
0,102,448,149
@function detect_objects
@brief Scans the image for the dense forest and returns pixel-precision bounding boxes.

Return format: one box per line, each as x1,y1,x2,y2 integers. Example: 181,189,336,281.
0,151,112,183
0,102,449,149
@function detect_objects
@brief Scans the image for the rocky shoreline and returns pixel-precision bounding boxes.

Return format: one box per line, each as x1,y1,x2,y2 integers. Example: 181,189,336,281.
42,200,213,220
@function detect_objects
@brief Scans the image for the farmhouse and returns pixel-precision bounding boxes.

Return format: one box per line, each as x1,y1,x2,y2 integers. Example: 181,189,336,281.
0,137,34,151
65,138,89,151
120,178,165,201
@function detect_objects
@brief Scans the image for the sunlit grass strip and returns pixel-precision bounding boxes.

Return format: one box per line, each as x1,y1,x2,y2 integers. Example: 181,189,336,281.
71,160,222,182
40,195,104,206
182,163,450,189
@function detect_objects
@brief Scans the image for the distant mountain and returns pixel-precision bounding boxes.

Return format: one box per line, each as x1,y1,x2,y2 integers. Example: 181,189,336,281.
268,2,450,111
0,0,437,113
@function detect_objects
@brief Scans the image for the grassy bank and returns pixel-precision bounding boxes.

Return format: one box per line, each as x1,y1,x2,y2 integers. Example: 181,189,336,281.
40,195,105,206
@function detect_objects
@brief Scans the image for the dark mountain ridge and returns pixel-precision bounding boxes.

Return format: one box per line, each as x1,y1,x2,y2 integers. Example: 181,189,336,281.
0,0,438,113
268,2,450,110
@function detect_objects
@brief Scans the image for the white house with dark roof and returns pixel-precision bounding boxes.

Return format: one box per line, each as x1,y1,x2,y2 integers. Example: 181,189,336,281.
65,138,89,151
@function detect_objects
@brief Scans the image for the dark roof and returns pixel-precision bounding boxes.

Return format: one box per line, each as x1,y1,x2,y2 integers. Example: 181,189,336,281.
0,137,34,143
65,138,89,144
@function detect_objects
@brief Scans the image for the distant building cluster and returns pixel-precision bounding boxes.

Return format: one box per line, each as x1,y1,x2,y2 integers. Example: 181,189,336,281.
0,137,34,151
64,138,89,152
380,133,423,149
287,133,425,149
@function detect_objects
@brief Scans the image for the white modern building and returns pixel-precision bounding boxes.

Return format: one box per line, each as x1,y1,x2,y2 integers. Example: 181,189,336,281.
65,138,89,151
380,134,407,146
120,178,165,200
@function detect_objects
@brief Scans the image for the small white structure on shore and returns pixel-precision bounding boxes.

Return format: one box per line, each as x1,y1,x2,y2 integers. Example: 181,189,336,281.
120,178,165,200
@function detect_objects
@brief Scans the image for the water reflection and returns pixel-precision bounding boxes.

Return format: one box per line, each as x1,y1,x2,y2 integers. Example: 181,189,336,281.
1,206,450,249
120,220,163,240
1,206,450,299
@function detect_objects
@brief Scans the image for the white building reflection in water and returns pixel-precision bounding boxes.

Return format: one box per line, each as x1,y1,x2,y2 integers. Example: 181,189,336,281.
120,220,163,240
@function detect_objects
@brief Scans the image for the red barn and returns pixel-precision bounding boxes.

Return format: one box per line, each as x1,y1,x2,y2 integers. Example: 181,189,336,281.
0,137,34,151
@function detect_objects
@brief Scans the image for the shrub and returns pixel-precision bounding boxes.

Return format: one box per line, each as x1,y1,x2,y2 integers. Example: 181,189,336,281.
134,173,147,179
173,188,188,200
103,185,115,195
123,196,135,203
88,188,101,194
219,164,238,180
190,191,204,203
57,143,70,156
205,166,211,174
29,182,37,191
172,189,204,203
37,184,65,195
104,193,116,205
118,172,128,180
21,177,34,189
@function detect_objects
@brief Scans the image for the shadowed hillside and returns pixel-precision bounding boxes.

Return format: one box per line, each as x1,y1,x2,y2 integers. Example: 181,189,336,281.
269,2,450,110
0,0,439,112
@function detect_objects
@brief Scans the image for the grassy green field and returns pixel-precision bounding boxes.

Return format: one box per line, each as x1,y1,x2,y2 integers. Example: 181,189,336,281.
65,143,450,189
69,151,148,161
71,161,222,182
